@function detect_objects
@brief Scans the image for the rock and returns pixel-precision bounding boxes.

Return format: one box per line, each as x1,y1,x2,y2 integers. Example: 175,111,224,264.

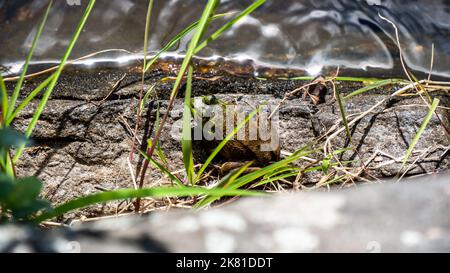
7,69,450,219
1,172,449,252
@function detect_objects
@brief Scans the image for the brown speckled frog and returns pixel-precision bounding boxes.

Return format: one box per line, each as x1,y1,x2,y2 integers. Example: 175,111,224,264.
193,95,280,165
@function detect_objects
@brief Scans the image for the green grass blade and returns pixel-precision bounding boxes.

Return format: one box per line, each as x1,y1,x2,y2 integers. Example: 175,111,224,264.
194,161,253,208
334,84,351,140
262,166,300,179
13,0,96,163
283,76,396,82
0,152,6,170
410,73,433,104
195,105,262,181
6,1,53,123
155,141,168,166
0,75,8,122
154,103,168,165
221,161,253,188
168,0,218,101
139,84,156,112
277,76,314,81
194,0,266,54
182,66,195,185
6,74,55,125
3,154,14,178
143,0,154,70
319,175,346,187
143,13,229,73
333,77,392,82
344,79,401,100
139,150,184,187
253,171,298,188
401,98,440,168
143,0,218,188
195,146,316,208
0,127,29,177
307,159,354,175
34,186,264,222
229,148,316,191
211,163,252,191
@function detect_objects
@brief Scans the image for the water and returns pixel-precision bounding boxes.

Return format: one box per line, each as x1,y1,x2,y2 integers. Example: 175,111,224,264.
1,0,449,78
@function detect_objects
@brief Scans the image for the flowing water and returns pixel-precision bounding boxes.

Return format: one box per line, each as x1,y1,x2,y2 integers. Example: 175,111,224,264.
1,0,449,78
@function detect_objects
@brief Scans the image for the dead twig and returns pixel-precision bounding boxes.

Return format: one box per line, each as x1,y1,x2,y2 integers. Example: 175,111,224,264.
3,49,132,82
94,73,127,106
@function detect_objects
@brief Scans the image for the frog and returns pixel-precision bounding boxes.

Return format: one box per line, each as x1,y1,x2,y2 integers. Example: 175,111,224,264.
192,94,280,170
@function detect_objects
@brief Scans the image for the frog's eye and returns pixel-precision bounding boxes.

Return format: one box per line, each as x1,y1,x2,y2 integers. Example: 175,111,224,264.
202,95,218,105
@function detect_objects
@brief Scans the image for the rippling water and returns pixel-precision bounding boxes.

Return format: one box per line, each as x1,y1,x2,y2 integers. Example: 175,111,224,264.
1,0,449,78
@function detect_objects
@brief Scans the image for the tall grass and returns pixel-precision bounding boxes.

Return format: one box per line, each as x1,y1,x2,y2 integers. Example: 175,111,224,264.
332,82,351,140
2,0,270,222
195,146,318,208
34,186,264,223
0,0,97,174
399,98,440,175
0,0,342,222
0,0,274,223
182,66,196,185
134,0,220,211
136,0,267,211
344,79,404,100
143,12,232,74
5,1,53,123
0,0,99,222
12,0,97,164
6,0,418,222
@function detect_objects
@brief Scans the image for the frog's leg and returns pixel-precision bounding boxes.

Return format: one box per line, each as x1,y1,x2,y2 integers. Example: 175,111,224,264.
217,161,260,175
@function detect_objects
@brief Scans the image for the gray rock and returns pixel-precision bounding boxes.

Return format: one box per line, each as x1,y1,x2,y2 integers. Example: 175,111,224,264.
8,71,450,219
0,172,449,252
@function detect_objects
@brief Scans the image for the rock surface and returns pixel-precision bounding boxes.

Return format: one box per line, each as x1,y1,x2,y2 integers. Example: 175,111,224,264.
1,172,449,253
7,69,450,219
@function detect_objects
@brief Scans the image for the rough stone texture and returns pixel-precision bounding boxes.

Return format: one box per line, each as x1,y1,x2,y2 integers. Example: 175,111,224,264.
6,69,449,219
1,172,449,253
